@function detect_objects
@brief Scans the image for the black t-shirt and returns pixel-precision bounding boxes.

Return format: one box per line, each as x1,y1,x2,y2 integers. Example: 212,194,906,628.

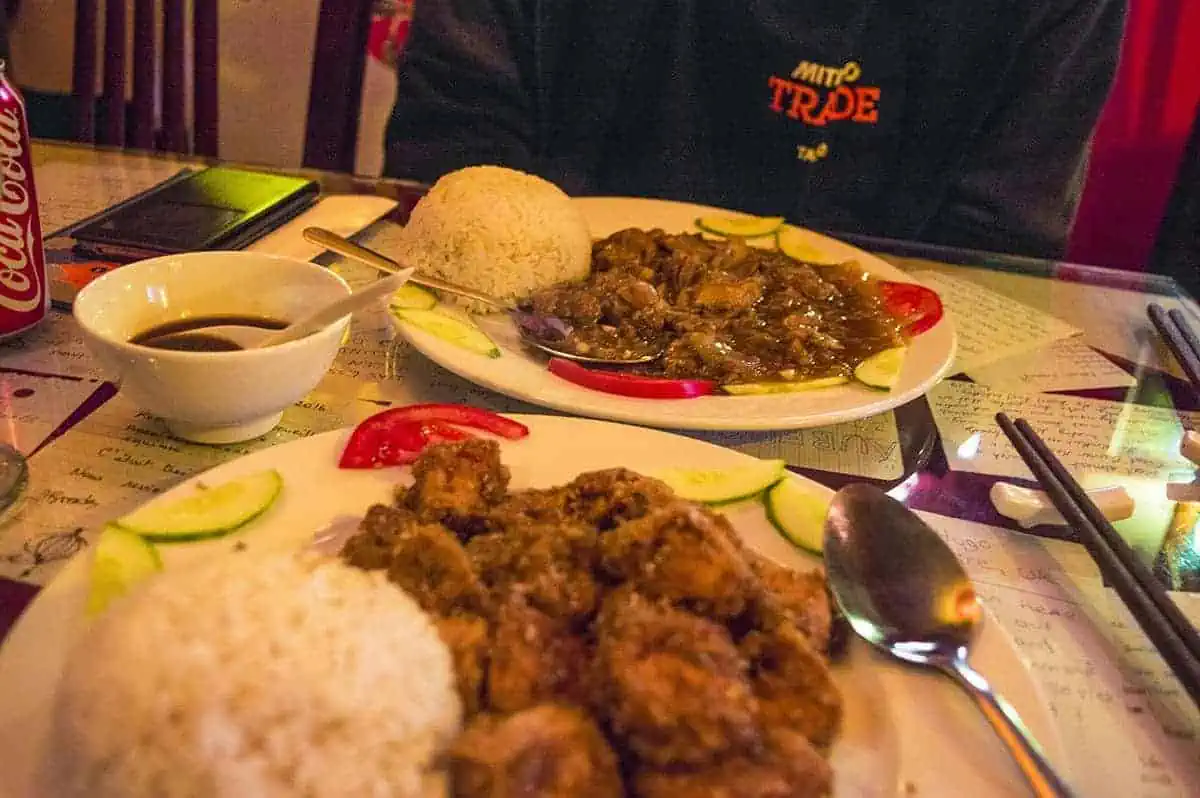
595,0,905,230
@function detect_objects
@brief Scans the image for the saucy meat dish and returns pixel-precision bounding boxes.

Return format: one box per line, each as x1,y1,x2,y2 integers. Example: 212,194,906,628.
341,439,843,798
522,228,905,384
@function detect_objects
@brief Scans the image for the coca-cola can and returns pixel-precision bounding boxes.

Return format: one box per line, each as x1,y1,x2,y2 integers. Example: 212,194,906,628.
0,61,48,338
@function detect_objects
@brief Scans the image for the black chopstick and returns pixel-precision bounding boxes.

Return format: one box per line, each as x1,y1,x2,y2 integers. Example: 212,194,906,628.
1149,303,1200,392
995,412,1200,704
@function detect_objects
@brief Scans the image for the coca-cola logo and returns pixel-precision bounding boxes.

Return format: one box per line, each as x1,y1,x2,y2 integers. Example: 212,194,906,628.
0,106,41,313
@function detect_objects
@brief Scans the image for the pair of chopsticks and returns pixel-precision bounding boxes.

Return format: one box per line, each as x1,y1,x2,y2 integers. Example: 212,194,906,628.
1149,303,1200,392
995,413,1200,705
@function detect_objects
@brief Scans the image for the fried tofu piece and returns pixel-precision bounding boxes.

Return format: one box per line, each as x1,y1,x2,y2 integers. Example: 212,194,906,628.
406,439,511,535
599,501,756,620
435,614,489,716
485,487,573,532
741,626,842,748
450,704,623,798
487,594,592,713
339,503,420,571
595,591,759,767
634,728,833,798
747,552,833,651
566,468,678,530
468,520,599,622
383,520,488,617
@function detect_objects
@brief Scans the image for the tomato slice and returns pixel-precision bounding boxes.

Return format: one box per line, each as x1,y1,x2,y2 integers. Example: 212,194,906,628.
548,358,716,399
338,404,523,469
879,280,944,336
380,403,530,439
339,418,426,469
421,421,475,445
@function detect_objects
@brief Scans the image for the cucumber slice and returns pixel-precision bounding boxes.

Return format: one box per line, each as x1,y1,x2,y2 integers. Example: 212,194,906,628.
656,459,787,504
765,478,832,554
854,347,907,391
722,376,849,395
115,470,283,543
389,283,438,311
394,308,501,358
86,526,162,617
776,226,839,265
696,214,785,239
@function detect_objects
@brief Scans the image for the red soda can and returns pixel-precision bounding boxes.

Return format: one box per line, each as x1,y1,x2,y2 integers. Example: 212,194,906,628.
0,61,48,338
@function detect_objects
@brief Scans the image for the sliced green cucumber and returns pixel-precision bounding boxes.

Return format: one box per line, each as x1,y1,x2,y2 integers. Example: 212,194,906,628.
722,376,849,395
765,477,832,554
394,308,501,358
115,470,283,543
696,214,785,239
776,226,839,265
389,283,438,311
854,347,907,391
656,459,787,504
86,526,162,617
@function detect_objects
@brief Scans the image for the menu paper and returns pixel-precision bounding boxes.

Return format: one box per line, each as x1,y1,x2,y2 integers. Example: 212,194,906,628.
0,391,385,585
918,512,1200,797
0,312,107,381
34,158,196,235
968,336,1137,394
929,379,1197,482
0,373,101,455
694,412,905,480
913,271,1081,374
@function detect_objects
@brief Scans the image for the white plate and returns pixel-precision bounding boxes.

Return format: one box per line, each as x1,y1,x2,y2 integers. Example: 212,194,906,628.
0,417,1060,797
395,197,957,431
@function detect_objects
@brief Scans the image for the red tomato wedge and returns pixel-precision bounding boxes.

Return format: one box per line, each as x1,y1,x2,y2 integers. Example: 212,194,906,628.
338,404,525,469
879,280,944,336
548,358,716,399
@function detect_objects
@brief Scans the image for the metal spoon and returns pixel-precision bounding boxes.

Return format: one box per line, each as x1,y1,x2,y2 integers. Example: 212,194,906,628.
197,267,415,349
823,483,1075,798
301,226,662,365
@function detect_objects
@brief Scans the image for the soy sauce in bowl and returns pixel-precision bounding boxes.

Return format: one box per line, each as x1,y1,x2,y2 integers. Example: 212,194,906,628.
130,315,288,352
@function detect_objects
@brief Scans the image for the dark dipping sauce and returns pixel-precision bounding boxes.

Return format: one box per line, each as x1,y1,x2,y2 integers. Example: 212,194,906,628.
521,228,906,384
130,315,288,352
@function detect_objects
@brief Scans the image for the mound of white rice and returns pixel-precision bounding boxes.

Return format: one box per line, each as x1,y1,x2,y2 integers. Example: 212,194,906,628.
394,165,592,310
47,550,460,798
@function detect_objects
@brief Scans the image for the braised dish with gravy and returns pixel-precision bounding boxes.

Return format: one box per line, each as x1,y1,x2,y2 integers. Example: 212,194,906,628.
521,228,905,384
341,438,843,797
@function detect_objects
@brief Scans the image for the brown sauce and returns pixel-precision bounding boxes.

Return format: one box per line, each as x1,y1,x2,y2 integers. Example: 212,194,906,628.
130,315,288,352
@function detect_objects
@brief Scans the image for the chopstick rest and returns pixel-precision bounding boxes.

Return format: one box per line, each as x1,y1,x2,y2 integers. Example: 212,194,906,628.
990,482,1134,529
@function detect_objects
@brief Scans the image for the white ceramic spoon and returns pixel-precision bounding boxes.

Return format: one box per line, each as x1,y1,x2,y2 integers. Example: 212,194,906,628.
203,267,415,349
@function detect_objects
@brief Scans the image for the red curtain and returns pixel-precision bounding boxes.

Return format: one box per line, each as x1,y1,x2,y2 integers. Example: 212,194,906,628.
1067,0,1200,271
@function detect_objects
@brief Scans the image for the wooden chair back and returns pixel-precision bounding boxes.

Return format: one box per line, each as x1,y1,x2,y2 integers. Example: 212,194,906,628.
71,0,218,155
303,0,374,173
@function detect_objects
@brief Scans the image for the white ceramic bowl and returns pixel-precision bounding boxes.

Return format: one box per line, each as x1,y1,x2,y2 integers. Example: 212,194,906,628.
73,252,352,444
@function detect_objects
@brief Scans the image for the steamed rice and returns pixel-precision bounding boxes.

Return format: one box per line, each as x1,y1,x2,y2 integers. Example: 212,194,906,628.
47,549,460,798
394,165,592,311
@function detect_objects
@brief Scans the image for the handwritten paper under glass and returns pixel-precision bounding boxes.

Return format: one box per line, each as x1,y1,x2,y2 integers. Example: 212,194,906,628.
913,271,1081,374
693,412,904,480
0,312,105,381
918,511,1200,797
0,374,101,455
968,336,1137,394
0,390,385,586
34,159,195,235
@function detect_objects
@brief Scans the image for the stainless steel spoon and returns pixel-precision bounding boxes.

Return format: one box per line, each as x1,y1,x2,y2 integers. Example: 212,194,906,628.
302,226,662,365
823,483,1075,798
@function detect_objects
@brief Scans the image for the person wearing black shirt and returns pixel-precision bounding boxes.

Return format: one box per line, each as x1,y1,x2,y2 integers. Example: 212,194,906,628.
384,0,1126,259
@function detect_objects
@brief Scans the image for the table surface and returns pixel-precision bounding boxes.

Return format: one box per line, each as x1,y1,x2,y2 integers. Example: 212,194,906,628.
3,140,1199,796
